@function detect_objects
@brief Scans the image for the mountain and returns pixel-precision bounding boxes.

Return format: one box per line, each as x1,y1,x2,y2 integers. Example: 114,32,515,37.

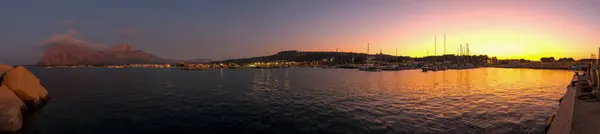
37,44,168,65
98,44,165,65
37,44,103,65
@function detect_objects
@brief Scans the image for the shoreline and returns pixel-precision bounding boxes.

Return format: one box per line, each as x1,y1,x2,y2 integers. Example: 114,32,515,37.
487,66,572,70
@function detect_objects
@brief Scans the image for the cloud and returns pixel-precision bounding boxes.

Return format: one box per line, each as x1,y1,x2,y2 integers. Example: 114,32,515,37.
42,34,87,47
68,29,78,35
36,20,108,50
39,31,108,51
59,20,75,28
39,33,108,50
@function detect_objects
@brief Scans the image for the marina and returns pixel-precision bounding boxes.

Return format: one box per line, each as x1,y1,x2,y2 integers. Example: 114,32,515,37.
3,1,600,133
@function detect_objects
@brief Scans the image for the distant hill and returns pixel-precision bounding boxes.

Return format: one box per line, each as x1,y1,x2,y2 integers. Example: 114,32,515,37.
37,44,170,65
186,59,213,63
218,50,491,65
219,50,411,64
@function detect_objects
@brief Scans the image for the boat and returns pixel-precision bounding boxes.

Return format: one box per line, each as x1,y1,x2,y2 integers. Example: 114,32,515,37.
462,63,477,69
381,65,400,71
358,64,380,71
438,65,447,70
421,64,432,72
338,64,359,69
357,42,380,72
570,64,587,70
431,66,439,71
320,65,338,69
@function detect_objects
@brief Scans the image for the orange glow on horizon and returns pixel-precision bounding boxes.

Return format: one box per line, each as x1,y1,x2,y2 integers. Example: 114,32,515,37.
277,1,600,61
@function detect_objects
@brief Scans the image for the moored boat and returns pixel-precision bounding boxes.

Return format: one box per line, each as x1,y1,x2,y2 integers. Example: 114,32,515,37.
320,65,338,69
338,64,359,69
381,65,400,71
358,64,380,71
421,64,432,72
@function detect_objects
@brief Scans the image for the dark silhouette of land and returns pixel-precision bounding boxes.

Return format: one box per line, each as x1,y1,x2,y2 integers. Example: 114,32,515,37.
218,50,490,65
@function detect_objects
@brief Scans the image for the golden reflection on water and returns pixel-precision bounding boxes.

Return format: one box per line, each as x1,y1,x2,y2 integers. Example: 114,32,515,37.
249,67,572,111
356,68,572,121
243,67,570,132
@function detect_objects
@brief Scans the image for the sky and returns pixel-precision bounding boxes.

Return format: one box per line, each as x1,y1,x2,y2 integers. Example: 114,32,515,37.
2,0,600,64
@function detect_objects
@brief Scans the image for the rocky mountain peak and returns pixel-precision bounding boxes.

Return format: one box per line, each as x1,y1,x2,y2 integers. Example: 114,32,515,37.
110,44,133,51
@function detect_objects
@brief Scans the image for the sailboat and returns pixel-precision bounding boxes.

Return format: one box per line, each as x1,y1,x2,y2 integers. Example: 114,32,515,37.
358,64,379,71
422,36,437,72
421,64,432,72
382,48,401,71
381,64,399,71
320,51,335,69
358,42,380,71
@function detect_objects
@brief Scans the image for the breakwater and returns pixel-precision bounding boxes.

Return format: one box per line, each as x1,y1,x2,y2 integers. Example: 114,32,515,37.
0,64,48,132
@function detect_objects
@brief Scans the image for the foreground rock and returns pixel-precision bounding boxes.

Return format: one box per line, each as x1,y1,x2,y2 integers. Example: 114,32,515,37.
0,85,25,132
1,66,48,109
0,64,11,76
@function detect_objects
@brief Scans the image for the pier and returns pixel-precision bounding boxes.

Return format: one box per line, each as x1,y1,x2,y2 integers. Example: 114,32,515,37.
548,65,600,134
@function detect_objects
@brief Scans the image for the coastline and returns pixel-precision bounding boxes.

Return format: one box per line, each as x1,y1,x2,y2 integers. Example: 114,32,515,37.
487,66,572,70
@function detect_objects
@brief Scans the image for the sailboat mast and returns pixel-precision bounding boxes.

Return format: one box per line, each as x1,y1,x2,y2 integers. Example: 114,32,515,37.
460,44,463,56
324,50,328,63
457,46,460,65
367,42,370,64
396,48,398,64
444,34,446,55
460,44,463,65
466,43,471,64
434,36,437,56
367,42,370,54
466,43,470,56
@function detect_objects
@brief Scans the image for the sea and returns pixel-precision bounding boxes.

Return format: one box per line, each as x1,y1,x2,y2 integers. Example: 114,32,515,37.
13,67,572,134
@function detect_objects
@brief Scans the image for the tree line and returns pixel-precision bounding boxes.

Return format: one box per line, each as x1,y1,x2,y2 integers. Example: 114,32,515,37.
540,57,575,62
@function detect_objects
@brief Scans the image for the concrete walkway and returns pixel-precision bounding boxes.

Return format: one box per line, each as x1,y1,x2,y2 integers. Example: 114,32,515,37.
571,75,600,134
547,75,578,134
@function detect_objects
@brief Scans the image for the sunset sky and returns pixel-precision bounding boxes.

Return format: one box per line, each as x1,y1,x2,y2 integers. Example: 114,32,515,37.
2,0,600,64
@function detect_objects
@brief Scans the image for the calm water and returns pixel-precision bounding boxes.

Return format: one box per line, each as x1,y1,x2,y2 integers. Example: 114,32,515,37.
15,67,572,134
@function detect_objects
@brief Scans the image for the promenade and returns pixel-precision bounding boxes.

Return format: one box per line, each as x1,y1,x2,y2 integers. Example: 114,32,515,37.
548,72,600,134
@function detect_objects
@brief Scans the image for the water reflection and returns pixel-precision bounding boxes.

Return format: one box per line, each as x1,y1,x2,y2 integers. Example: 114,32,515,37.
220,68,224,77
297,68,572,133
25,67,572,133
283,69,290,90
252,69,279,92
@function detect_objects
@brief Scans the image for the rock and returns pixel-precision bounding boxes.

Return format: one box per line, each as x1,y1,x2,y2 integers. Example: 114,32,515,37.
0,64,11,76
0,64,12,84
1,66,48,108
0,85,24,132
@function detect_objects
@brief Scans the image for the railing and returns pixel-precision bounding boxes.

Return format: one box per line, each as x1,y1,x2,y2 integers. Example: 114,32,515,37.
588,65,600,89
